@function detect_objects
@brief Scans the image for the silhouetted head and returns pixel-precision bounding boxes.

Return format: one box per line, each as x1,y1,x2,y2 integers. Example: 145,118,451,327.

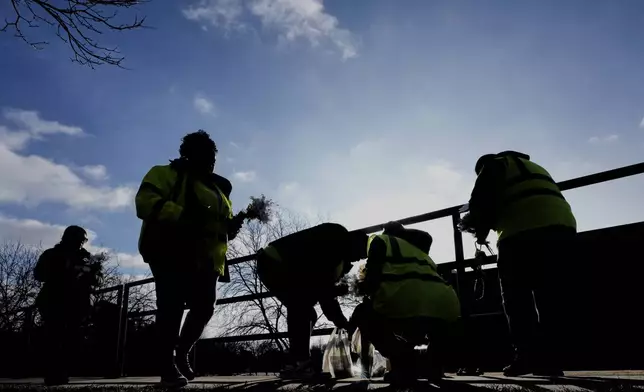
395,228,433,255
383,221,404,236
61,225,88,249
475,154,498,175
179,130,218,174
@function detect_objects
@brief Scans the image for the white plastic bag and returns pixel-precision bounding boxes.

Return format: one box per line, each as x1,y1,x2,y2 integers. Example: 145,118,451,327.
322,328,354,379
350,328,388,378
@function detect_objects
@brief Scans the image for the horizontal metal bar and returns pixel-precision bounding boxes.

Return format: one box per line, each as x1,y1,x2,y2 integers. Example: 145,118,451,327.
204,327,335,344
93,284,123,295
557,162,644,192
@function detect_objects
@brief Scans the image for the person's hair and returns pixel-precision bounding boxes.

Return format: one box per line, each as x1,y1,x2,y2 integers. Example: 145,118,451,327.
61,225,87,243
475,154,497,175
179,130,218,159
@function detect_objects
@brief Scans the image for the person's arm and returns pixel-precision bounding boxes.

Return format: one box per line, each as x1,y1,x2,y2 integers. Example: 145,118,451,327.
319,296,349,330
468,159,505,240
361,236,387,296
135,166,184,222
33,249,55,283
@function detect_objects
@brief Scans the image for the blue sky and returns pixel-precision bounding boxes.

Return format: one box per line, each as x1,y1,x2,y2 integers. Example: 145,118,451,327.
1,0,644,274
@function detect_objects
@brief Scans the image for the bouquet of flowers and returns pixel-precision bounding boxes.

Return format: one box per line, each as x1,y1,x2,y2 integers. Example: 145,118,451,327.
234,194,274,224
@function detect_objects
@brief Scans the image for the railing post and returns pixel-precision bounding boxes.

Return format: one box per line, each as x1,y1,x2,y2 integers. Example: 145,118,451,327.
115,284,129,377
451,212,468,316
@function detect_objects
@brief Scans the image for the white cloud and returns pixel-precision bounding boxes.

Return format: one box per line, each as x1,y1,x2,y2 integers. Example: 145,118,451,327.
3,108,83,138
0,215,146,270
233,170,257,182
183,0,358,60
194,95,216,115
81,164,109,181
588,134,618,144
273,138,476,263
640,117,644,129
0,109,135,210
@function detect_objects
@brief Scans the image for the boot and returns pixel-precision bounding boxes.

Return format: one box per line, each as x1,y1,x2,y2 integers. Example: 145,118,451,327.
175,348,196,381
160,364,188,389
503,356,533,377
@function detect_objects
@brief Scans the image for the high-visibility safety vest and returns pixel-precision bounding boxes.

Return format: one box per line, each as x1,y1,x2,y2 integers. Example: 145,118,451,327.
368,234,460,322
135,164,233,275
493,156,576,242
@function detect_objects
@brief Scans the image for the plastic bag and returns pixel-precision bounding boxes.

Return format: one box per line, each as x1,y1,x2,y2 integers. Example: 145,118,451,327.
350,328,389,378
322,328,354,379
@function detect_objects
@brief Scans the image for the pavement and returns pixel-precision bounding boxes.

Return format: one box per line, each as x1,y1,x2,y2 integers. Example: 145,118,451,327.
1,371,644,391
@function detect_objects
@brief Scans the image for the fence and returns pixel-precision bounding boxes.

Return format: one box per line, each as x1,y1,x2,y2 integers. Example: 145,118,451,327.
11,161,644,377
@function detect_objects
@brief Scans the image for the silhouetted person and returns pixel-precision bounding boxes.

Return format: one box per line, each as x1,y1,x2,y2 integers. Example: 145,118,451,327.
34,225,102,386
350,222,460,384
135,130,243,388
255,223,368,379
464,151,577,377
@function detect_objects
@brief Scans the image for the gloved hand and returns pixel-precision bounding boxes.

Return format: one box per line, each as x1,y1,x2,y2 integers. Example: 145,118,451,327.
334,282,350,297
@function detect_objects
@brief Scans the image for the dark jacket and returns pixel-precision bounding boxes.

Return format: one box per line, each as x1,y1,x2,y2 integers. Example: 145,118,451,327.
263,223,352,327
468,151,530,236
34,245,99,310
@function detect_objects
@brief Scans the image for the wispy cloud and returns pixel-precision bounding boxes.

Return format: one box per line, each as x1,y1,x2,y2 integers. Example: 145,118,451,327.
81,164,109,181
640,116,644,129
0,108,134,210
233,170,257,182
588,134,619,144
194,95,216,115
183,0,358,60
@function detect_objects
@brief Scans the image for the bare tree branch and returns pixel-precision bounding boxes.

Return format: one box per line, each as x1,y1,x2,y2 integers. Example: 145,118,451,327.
1,0,148,68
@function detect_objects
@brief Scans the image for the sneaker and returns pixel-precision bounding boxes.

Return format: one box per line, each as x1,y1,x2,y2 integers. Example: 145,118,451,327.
457,367,484,376
160,365,189,389
280,360,316,380
503,360,532,377
175,351,196,381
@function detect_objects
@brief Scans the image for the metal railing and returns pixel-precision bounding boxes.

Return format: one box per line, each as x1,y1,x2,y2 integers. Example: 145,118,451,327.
16,161,644,377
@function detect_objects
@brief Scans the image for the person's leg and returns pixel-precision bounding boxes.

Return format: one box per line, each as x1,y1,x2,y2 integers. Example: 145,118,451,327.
177,267,219,379
149,261,187,386
40,304,68,385
498,235,540,376
531,228,575,376
353,304,417,382
287,302,317,363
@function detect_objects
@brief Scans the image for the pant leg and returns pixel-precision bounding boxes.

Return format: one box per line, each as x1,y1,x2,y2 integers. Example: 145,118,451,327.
286,301,317,362
352,303,414,367
497,237,540,359
40,304,67,379
531,228,576,368
150,262,186,372
179,266,219,354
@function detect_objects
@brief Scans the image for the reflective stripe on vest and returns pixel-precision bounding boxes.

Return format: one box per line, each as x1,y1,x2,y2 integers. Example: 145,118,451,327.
495,156,576,241
368,234,460,321
375,235,445,284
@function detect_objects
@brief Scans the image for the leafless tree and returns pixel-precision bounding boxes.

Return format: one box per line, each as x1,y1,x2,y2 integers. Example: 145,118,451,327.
0,241,41,333
1,0,148,67
0,239,154,332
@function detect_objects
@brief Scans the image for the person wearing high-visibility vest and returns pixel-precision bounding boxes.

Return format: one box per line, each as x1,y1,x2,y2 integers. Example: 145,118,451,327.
464,151,577,377
135,130,243,388
256,223,369,380
350,222,460,384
